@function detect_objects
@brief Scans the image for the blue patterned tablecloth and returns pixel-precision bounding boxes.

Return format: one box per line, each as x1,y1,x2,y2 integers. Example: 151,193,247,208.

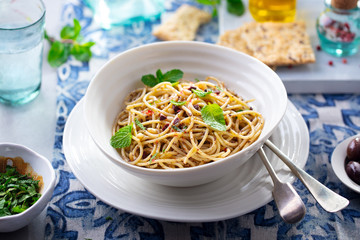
45,0,360,239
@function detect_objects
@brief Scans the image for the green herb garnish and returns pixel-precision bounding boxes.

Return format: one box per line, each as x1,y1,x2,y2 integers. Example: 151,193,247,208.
0,165,42,217
192,89,212,98
110,125,133,148
141,69,183,87
135,118,146,130
227,0,245,16
201,104,226,131
149,153,159,163
196,0,244,17
170,100,186,106
172,125,183,132
195,0,220,17
45,19,95,67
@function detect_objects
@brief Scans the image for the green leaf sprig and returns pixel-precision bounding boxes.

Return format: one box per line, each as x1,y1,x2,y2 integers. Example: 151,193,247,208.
170,100,187,106
141,69,183,87
110,125,133,148
44,19,95,67
196,0,220,17
0,165,42,217
196,0,245,17
227,0,245,16
200,103,226,131
192,89,212,98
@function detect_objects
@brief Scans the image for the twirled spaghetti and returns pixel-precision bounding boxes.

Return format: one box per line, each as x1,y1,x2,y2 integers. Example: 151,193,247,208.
112,76,264,169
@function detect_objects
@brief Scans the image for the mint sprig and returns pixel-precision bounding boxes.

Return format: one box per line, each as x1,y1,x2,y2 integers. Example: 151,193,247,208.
201,104,226,131
45,19,95,67
192,89,212,98
110,125,133,148
170,100,186,106
141,69,183,87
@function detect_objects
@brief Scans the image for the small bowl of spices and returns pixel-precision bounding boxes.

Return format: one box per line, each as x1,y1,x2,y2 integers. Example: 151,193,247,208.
0,143,56,232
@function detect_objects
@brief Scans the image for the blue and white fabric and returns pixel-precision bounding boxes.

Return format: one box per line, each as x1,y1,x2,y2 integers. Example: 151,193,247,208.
45,0,360,239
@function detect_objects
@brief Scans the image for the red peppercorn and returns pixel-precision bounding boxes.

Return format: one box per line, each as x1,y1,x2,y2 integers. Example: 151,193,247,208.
316,45,321,51
342,58,348,64
328,60,334,66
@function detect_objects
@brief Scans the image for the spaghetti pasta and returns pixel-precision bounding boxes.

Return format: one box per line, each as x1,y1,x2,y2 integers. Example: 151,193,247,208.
112,76,264,169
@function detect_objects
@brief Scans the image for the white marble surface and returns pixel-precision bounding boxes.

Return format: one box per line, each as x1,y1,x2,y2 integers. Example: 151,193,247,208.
0,0,61,238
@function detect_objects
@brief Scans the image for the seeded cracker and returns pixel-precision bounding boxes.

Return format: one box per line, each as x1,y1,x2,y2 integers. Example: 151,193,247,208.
218,21,316,67
152,5,212,41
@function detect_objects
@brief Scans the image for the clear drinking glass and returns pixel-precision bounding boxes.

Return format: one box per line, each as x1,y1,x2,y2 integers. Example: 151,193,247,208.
83,0,164,29
0,0,46,105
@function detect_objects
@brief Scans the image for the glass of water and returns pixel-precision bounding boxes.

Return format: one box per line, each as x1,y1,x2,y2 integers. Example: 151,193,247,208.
0,0,46,105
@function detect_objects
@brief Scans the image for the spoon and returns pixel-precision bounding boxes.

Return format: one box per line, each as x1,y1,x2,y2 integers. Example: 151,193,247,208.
265,139,349,212
258,147,306,224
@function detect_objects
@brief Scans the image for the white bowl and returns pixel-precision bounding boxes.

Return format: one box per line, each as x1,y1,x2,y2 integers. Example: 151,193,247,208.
331,134,360,193
0,143,56,232
83,41,288,187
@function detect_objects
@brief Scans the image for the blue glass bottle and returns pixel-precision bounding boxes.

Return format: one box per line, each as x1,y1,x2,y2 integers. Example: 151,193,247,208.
316,0,360,57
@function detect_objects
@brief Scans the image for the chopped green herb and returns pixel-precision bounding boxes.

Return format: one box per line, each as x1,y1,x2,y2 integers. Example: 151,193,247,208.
149,153,159,163
171,82,180,87
141,69,183,87
134,118,146,130
0,165,42,217
192,89,212,98
216,86,223,92
194,78,200,82
201,104,226,131
170,100,186,106
110,125,133,148
172,125,183,132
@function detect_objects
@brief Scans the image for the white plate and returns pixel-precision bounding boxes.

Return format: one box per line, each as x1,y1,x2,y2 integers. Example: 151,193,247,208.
331,134,360,193
63,99,309,222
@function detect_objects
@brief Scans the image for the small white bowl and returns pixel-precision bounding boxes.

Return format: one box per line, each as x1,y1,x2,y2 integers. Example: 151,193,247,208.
331,134,360,193
0,143,56,232
83,41,288,187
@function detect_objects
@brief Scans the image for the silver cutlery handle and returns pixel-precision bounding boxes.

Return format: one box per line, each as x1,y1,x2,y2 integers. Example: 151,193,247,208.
265,139,349,212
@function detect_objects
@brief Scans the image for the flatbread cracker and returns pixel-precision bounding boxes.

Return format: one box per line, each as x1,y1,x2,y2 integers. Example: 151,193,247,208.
218,21,316,67
153,5,211,41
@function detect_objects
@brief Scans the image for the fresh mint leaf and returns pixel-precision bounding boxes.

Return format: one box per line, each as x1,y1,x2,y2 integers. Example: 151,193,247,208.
70,42,95,62
156,69,164,82
47,41,71,67
110,125,133,148
141,74,159,87
192,89,212,98
135,118,146,130
170,100,186,106
227,0,245,16
201,104,226,131
162,69,183,83
60,19,81,40
45,18,95,67
141,69,183,87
